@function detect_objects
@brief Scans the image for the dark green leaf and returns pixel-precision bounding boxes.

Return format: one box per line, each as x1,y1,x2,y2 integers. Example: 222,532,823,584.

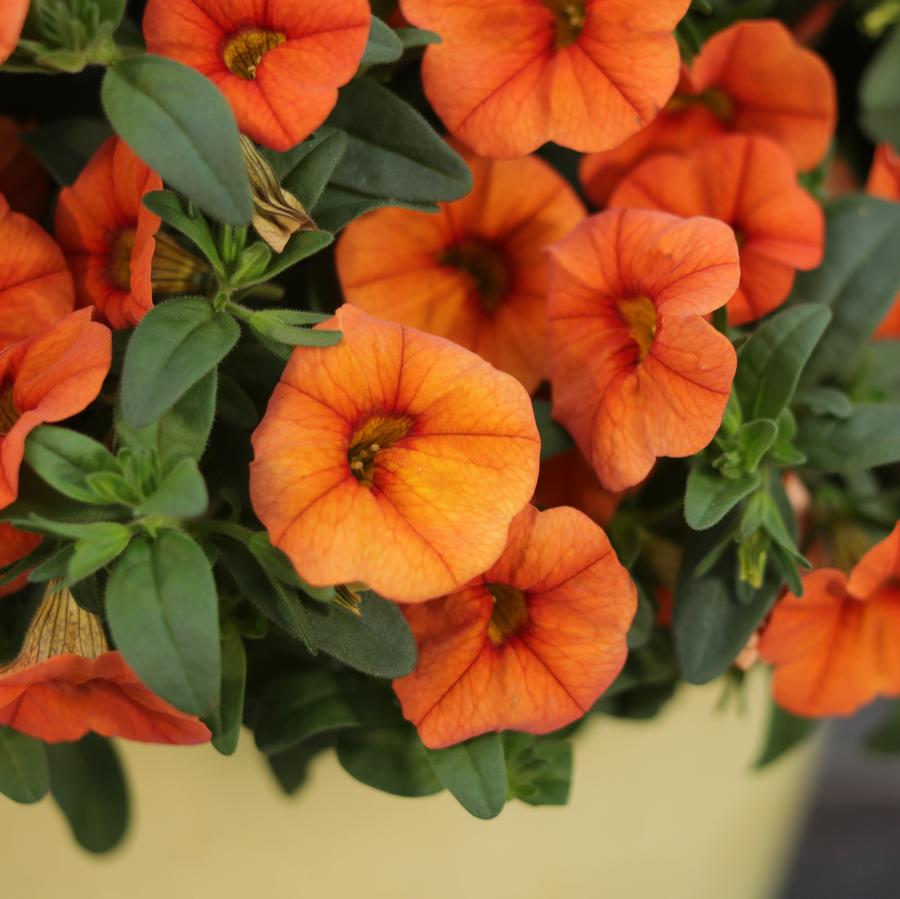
0,728,49,804
674,517,781,683
735,304,831,420
533,398,574,460
142,190,224,271
47,735,129,854
106,531,221,715
794,386,853,418
277,128,349,212
337,725,443,797
866,701,900,753
318,79,472,231
267,737,334,795
860,25,900,149
206,625,246,756
120,297,239,428
24,426,121,505
798,198,900,383
101,56,252,224
425,732,507,819
755,701,817,768
684,467,760,530
134,458,208,519
736,419,779,471
217,373,259,428
118,369,218,472
254,230,335,282
395,27,441,49
504,733,573,806
627,583,655,650
20,117,112,185
254,670,400,754
360,17,403,67
307,592,417,678
797,404,900,471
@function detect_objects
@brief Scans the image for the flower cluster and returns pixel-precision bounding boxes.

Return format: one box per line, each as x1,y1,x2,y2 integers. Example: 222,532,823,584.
0,0,899,848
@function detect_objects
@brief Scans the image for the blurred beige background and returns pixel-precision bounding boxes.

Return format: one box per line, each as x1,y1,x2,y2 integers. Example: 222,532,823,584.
0,671,817,899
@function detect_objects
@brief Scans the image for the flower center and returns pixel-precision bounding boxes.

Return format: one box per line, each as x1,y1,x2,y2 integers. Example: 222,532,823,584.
486,583,529,645
0,581,107,676
698,87,735,123
0,386,18,436
541,0,586,48
440,239,510,314
617,295,657,362
108,228,136,292
152,231,209,294
347,414,414,487
224,29,286,80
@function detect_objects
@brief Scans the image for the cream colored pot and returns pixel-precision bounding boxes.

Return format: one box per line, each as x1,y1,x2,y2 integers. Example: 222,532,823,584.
0,671,818,899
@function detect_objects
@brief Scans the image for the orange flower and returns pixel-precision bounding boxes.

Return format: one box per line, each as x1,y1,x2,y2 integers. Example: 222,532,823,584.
0,117,51,219
55,137,188,330
0,309,111,510
548,209,739,492
0,582,211,744
393,504,636,748
867,144,900,339
609,135,825,325
760,523,900,717
250,305,540,603
336,150,585,392
0,524,41,598
400,0,690,158
143,0,371,152
580,20,836,206
0,194,75,352
0,0,28,64
532,449,621,527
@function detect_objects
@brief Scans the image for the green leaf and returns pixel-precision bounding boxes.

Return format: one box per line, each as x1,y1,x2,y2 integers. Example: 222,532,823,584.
866,700,900,753
684,468,760,530
118,369,218,472
306,592,417,678
101,55,252,224
24,426,121,506
253,230,335,282
276,128,349,212
267,738,334,795
134,458,208,519
120,297,239,428
395,27,442,49
794,386,854,418
254,670,401,754
425,732,507,819
736,419,779,471
674,517,781,683
337,725,443,797
504,733,573,806
106,531,221,715
627,582,655,650
0,728,50,804
735,304,832,420
318,79,472,232
360,17,403,67
206,625,246,757
65,523,132,584
797,197,900,383
860,25,900,149
217,373,259,428
797,404,900,471
142,190,224,272
532,398,574,460
755,701,817,768
20,117,112,185
47,735,129,854
247,309,342,347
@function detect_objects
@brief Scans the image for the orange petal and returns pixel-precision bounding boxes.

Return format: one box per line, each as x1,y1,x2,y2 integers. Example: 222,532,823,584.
0,200,75,352
0,310,111,508
0,653,211,744
548,209,738,491
0,524,41,597
401,0,690,158
609,135,824,325
337,148,585,392
394,504,636,748
143,0,371,152
847,523,900,600
867,145,900,339
0,0,29,64
760,568,900,717
0,117,51,219
689,20,836,171
250,305,540,602
533,449,622,527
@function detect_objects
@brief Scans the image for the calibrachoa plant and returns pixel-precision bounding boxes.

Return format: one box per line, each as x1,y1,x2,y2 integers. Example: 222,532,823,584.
0,0,899,851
